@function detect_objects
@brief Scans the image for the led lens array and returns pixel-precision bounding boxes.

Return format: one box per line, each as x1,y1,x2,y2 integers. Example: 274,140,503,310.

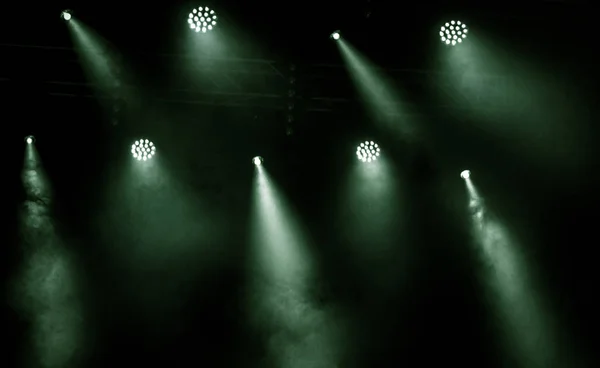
188,6,217,33
356,141,380,163
440,20,468,46
132,139,156,161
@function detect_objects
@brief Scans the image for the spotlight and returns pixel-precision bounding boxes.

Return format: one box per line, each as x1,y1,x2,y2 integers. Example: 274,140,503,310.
61,10,72,21
440,20,468,46
253,156,263,166
460,170,470,179
131,139,156,161
188,6,217,33
356,141,380,163
330,31,341,40
25,135,35,144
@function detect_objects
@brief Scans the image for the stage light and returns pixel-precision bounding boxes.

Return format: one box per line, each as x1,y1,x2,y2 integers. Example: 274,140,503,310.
188,6,217,33
253,156,263,166
440,20,468,46
61,10,72,21
356,141,380,163
330,31,340,40
25,135,35,144
131,139,156,161
460,170,470,179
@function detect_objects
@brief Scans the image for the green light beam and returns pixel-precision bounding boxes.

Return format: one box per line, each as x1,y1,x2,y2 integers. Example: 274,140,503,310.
338,39,416,138
248,167,343,368
13,143,84,368
467,181,562,367
440,35,591,172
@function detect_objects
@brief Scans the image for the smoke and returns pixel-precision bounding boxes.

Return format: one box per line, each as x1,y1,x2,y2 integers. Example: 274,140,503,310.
475,217,559,368
14,246,84,368
250,278,345,368
13,158,84,368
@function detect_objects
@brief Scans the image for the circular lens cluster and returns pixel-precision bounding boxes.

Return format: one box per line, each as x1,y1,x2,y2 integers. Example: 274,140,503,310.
440,20,468,46
131,139,156,161
188,6,217,33
253,156,263,166
356,141,380,163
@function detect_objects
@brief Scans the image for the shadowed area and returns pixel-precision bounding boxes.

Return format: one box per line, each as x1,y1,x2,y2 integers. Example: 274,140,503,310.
2,1,598,367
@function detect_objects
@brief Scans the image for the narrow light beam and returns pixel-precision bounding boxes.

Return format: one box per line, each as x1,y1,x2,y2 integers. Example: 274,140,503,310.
337,39,416,137
14,141,84,368
464,174,562,367
249,167,341,367
67,19,135,115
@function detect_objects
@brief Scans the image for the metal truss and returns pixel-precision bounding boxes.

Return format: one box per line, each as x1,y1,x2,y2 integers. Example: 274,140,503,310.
0,42,536,114
0,43,291,110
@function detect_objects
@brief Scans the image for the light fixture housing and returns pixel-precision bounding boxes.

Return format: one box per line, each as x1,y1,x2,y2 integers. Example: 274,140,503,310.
188,6,217,33
330,30,341,40
440,20,468,46
61,10,72,21
25,135,35,144
253,156,263,166
131,139,156,161
356,141,380,163
460,170,471,179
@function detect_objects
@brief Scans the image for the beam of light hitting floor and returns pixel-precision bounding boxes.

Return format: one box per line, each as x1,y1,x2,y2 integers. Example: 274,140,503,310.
13,142,84,368
249,166,342,368
439,34,590,171
339,154,407,288
464,174,560,368
337,39,416,137
68,20,132,109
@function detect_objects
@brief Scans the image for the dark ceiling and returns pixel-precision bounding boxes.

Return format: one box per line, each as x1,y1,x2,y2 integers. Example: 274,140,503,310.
2,1,598,367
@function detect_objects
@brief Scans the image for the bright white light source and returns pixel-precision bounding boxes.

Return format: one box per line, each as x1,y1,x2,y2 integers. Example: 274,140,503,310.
356,141,380,163
440,20,468,46
330,31,340,40
253,156,263,166
188,6,217,33
61,10,71,21
460,170,471,179
25,135,35,144
131,139,156,161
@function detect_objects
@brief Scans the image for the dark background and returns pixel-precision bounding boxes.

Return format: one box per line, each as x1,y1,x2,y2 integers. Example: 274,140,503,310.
2,0,597,367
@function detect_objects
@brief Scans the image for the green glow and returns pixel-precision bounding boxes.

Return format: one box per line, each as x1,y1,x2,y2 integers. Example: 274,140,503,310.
337,40,416,137
440,36,591,172
249,167,343,366
467,179,558,367
14,144,84,368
